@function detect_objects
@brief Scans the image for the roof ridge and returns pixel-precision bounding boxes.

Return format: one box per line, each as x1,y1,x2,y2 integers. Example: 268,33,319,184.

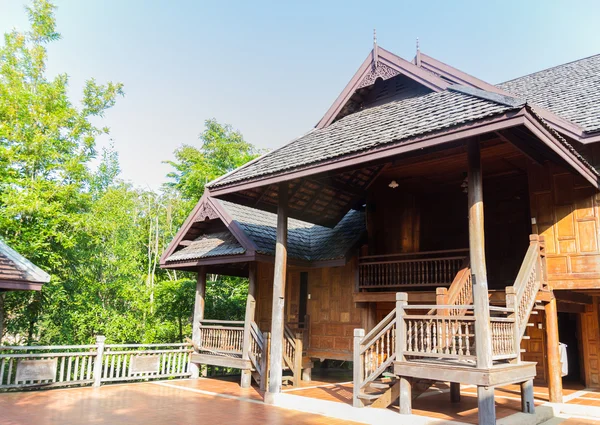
447,85,524,108
499,53,600,86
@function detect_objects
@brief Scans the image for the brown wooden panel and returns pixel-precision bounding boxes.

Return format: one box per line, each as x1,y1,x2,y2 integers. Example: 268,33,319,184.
547,256,569,274
578,220,598,253
556,205,575,239
521,312,546,382
581,298,600,388
571,255,600,274
553,173,574,205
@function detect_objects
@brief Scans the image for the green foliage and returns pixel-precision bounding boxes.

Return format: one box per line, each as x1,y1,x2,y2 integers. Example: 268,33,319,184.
165,119,261,202
0,1,260,346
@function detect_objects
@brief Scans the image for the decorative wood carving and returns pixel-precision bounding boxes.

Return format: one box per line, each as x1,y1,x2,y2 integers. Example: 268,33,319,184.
357,63,401,89
194,202,219,222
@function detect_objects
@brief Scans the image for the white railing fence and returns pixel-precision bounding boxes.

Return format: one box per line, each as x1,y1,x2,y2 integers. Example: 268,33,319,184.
0,336,192,391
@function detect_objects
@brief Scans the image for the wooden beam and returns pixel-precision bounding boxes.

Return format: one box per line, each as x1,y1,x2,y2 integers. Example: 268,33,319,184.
545,298,563,403
241,262,257,388
554,290,593,305
267,183,288,395
190,266,207,379
468,139,493,369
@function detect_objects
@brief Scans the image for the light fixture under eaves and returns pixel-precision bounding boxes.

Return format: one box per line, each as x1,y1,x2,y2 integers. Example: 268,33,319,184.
388,180,399,189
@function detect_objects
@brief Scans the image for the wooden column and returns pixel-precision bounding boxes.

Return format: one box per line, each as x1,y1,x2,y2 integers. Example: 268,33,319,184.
468,140,495,425
521,379,535,413
241,262,257,388
267,184,288,396
190,266,207,379
545,297,563,403
450,382,461,403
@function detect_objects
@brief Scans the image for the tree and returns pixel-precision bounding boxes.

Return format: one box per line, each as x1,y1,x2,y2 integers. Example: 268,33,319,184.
165,119,261,202
0,0,123,343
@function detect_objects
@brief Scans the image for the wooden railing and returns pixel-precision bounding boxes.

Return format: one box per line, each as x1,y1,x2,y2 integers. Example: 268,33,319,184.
353,308,397,407
101,343,192,383
0,336,192,390
286,314,310,352
358,249,469,289
248,321,269,390
198,320,245,358
503,235,547,361
283,324,303,386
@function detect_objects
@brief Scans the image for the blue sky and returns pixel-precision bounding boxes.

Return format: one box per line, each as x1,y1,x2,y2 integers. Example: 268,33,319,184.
1,0,600,190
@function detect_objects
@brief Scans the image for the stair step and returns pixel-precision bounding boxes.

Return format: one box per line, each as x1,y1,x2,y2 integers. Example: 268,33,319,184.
369,382,392,390
522,336,531,340
530,311,539,315
526,323,534,327
358,392,384,401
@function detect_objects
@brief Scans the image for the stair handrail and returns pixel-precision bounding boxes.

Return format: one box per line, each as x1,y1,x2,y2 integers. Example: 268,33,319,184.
431,259,472,316
506,235,546,345
353,308,397,407
283,324,303,386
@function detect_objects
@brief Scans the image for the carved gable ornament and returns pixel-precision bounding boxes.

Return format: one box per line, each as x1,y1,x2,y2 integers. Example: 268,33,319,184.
357,62,401,89
194,202,219,222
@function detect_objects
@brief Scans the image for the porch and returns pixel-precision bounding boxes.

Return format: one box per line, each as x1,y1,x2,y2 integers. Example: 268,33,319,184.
1,375,599,425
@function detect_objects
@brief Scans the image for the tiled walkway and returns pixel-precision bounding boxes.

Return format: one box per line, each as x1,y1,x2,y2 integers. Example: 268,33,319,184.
2,375,600,425
287,376,600,425
0,379,359,425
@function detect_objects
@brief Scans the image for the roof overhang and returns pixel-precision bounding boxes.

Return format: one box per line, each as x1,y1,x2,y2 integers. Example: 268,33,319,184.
209,107,598,226
0,279,44,291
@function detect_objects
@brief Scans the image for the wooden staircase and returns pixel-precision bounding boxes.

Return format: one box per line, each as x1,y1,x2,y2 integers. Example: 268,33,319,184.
353,234,548,409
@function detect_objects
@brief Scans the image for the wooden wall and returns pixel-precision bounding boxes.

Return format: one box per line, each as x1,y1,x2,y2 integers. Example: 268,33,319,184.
254,259,367,361
529,162,600,289
581,297,600,388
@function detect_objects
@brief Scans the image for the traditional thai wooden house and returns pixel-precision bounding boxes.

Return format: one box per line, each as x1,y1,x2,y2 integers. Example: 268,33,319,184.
161,43,600,424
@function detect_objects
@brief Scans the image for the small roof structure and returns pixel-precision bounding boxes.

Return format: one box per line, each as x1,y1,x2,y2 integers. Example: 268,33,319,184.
161,196,365,275
0,239,50,291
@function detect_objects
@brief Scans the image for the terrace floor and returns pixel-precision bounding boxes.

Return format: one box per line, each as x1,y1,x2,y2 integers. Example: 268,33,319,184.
1,373,600,425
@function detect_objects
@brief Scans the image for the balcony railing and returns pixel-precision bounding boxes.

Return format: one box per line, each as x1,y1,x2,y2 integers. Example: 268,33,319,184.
358,249,469,290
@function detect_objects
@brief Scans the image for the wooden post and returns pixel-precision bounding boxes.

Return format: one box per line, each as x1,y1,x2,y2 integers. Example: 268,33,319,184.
521,379,535,413
396,293,411,415
190,266,207,379
399,377,412,415
92,335,106,387
353,328,365,407
436,287,448,316
267,183,288,395
294,333,303,387
477,386,495,425
468,140,495,425
505,286,521,363
395,292,408,360
545,297,563,403
450,382,461,403
241,262,257,388
260,331,271,391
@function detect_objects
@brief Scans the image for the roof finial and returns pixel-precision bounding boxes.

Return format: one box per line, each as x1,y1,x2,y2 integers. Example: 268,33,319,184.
373,29,379,66
415,37,422,67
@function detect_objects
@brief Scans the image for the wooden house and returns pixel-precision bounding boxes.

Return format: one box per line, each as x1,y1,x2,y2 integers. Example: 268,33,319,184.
161,43,600,424
0,239,50,292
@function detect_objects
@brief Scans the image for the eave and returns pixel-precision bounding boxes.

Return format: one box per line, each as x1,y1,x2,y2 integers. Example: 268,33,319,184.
0,279,43,291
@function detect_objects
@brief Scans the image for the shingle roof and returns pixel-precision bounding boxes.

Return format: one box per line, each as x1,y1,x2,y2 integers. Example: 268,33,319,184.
219,200,365,261
164,199,365,263
209,90,521,188
165,230,246,262
0,239,50,284
498,54,600,133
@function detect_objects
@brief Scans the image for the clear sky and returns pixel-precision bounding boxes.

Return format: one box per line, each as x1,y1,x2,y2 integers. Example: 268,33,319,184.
1,0,599,190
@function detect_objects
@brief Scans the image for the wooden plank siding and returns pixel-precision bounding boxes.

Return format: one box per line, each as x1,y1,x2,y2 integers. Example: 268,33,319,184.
254,259,366,361
529,162,600,290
